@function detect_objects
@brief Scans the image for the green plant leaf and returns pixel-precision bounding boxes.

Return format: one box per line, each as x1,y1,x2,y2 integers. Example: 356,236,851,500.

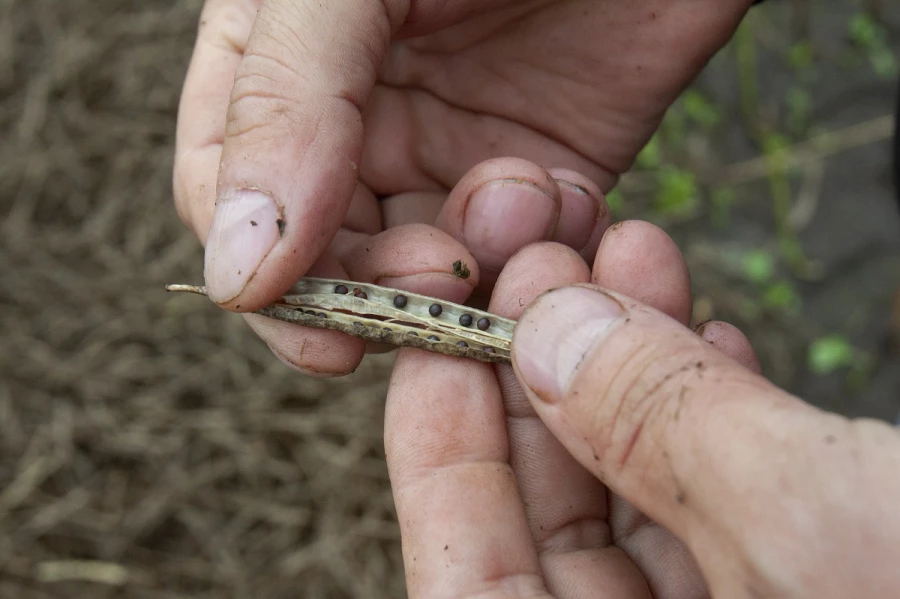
787,42,815,71
808,335,855,375
654,167,698,218
710,186,736,229
741,249,775,284
849,13,881,48
683,90,721,129
786,86,812,134
605,188,625,218
636,135,662,170
871,49,897,79
763,280,801,313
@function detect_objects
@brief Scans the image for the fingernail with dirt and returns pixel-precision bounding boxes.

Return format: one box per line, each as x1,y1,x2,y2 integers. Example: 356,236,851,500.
553,180,602,251
204,189,282,305
463,179,557,273
513,287,625,403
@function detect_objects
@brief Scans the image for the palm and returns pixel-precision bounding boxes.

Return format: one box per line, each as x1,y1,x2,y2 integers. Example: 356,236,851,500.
361,0,750,197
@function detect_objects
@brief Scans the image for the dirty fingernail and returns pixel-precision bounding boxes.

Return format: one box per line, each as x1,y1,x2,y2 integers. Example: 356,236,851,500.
513,286,625,403
553,180,601,250
204,189,282,304
463,179,557,272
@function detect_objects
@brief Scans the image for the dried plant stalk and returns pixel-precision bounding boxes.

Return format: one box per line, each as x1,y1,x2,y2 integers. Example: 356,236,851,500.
166,278,516,364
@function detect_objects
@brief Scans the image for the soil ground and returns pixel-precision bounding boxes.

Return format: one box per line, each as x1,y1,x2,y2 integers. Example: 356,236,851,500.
1,1,898,597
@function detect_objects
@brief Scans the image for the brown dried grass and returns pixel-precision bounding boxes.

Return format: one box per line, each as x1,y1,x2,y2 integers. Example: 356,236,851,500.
0,1,404,597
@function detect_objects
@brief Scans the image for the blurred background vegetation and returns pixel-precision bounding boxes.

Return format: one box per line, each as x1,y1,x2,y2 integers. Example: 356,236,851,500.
0,0,897,597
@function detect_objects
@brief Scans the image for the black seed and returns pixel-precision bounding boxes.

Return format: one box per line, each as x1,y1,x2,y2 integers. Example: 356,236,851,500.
429,304,442,317
456,341,469,348
407,331,418,336
334,284,349,294
477,317,491,331
483,347,496,353
427,335,440,341
393,295,408,308
354,289,368,300
353,321,364,327
459,314,473,327
316,312,326,318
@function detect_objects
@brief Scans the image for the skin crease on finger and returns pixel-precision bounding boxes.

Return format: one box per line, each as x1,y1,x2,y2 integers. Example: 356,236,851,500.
590,221,764,599
384,239,766,599
243,251,366,376
174,0,755,383
512,286,900,598
340,223,480,302
247,222,482,375
488,244,655,599
494,241,720,599
378,161,613,275
384,242,616,599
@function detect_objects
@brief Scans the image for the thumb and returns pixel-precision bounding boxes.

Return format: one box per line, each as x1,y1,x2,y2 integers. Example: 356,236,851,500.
511,285,900,596
203,0,401,310
203,0,521,311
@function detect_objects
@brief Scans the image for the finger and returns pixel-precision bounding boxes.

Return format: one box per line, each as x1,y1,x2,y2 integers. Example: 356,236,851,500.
592,220,692,325
695,320,761,373
342,223,480,355
343,183,383,236
434,158,562,283
386,351,549,595
546,169,613,264
512,286,900,596
235,184,386,375
592,218,705,596
247,250,366,377
328,183,384,264
490,243,651,599
201,0,405,310
173,0,256,242
342,223,479,301
201,0,534,311
610,324,763,599
381,191,447,229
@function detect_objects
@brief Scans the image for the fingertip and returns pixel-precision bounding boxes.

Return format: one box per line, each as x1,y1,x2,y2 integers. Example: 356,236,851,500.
546,168,613,261
251,314,365,377
592,220,692,325
203,188,283,308
436,158,561,277
245,252,366,375
695,320,762,374
491,242,591,319
344,223,480,301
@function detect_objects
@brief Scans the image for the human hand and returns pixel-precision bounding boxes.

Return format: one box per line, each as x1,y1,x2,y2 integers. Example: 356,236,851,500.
173,0,754,373
187,158,611,376
385,230,900,597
